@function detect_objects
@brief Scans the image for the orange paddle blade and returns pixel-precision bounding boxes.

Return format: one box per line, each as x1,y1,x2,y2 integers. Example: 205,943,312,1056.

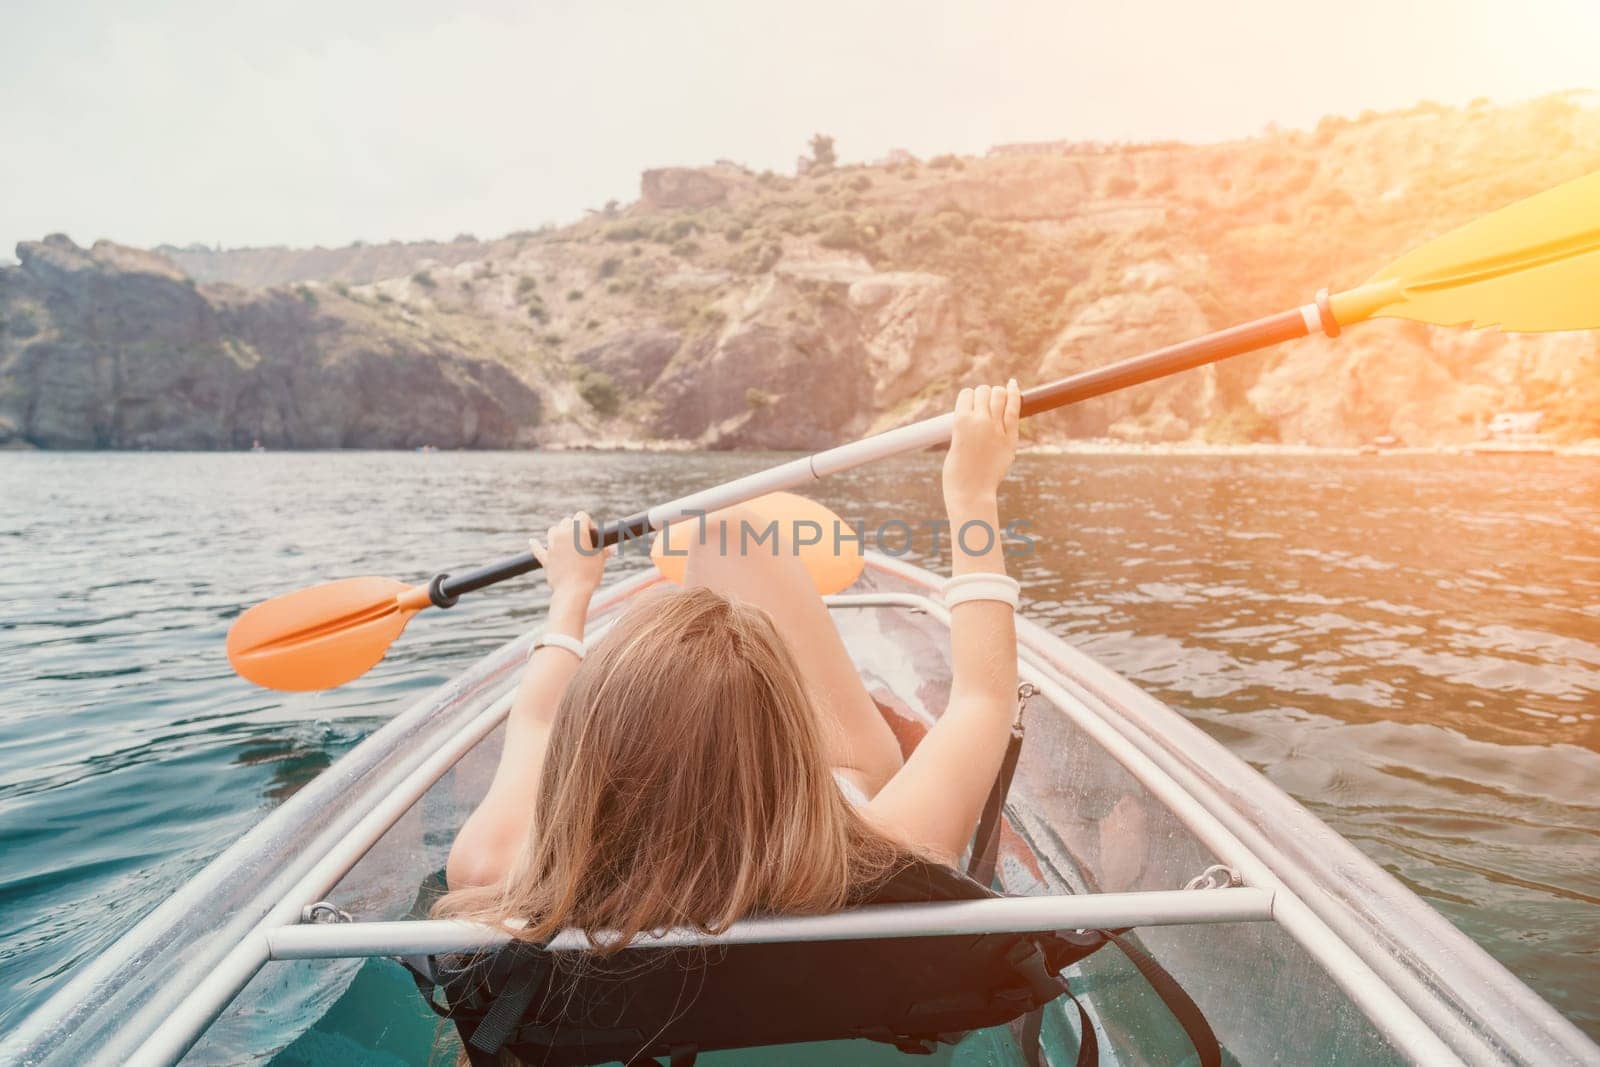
651,491,866,595
226,576,432,691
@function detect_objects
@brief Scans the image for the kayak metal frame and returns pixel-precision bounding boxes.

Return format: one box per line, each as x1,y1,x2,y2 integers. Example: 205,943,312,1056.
8,557,1596,1067
266,887,1276,960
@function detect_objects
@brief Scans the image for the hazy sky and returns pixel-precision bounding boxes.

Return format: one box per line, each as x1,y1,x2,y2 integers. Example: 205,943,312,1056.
2,0,1595,257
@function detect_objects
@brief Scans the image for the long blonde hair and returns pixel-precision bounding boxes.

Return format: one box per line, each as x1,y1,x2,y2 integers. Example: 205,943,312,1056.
435,586,914,950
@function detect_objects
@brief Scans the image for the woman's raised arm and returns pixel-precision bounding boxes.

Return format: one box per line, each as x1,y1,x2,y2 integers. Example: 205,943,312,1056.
446,513,609,889
867,380,1023,864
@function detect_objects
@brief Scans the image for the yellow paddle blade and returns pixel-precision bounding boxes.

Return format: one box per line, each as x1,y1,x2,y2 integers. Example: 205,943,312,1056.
1333,170,1600,332
226,576,432,691
652,492,866,595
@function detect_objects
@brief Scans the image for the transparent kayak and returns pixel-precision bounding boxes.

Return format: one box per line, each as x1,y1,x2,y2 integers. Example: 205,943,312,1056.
5,555,1596,1066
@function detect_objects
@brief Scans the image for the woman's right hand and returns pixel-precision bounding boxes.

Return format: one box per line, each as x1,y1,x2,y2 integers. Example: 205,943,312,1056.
942,380,1021,513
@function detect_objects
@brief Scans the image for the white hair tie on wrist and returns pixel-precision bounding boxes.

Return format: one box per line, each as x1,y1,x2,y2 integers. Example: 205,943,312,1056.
941,572,1021,610
530,632,587,662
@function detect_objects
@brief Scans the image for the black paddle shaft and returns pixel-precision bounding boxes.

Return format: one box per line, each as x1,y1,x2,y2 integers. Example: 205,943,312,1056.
1019,306,1311,418
434,512,652,605
432,304,1317,607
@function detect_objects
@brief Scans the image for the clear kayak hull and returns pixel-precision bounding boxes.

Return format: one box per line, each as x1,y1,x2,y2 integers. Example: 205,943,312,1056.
5,556,1595,1066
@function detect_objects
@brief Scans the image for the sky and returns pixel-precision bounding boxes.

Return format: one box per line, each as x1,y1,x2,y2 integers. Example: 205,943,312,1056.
1,0,1596,257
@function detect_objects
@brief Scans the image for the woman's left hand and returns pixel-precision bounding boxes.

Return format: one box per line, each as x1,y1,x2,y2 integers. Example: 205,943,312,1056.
531,511,610,600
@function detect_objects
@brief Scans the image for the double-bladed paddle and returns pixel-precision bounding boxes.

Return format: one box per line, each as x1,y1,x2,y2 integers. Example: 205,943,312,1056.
228,169,1600,691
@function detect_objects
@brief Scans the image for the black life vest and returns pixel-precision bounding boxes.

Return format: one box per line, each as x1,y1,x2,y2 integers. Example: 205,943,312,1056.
407,859,1109,1066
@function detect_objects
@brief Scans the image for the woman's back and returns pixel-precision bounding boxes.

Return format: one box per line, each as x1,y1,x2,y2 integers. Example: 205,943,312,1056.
438,586,916,946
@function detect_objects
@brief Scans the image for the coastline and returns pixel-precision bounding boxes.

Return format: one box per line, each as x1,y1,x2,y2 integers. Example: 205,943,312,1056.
2,439,1596,457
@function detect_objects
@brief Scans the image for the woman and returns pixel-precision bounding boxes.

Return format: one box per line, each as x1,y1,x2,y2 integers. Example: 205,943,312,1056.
440,380,1024,950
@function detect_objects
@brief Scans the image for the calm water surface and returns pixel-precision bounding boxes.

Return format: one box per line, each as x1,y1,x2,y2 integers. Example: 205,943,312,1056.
0,451,1596,1045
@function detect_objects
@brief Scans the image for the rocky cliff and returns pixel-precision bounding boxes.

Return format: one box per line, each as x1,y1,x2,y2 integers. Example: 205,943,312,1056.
4,93,1598,450
0,238,540,449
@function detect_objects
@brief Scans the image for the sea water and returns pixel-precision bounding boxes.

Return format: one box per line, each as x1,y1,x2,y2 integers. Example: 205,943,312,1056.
0,450,1595,1058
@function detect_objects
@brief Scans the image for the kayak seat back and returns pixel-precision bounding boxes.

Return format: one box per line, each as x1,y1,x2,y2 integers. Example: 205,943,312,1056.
406,859,1108,1066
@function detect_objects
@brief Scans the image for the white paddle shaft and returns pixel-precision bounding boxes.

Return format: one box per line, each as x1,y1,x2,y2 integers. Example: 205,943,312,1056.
644,414,956,529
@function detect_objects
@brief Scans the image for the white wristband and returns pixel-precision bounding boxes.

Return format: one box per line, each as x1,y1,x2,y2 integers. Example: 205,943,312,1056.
941,572,1021,610
530,632,586,662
